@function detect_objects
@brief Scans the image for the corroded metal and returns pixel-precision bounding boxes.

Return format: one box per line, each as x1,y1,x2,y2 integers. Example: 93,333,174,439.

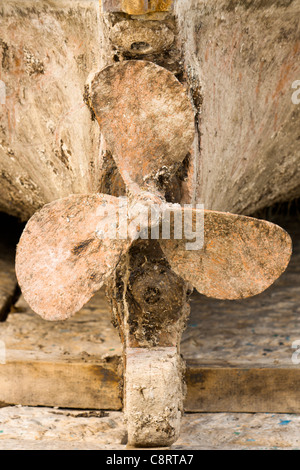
91,61,195,194
16,59,293,321
16,194,132,321
160,207,292,300
106,239,191,447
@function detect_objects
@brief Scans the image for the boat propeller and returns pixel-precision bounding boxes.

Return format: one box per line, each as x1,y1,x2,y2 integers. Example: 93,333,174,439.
15,60,292,447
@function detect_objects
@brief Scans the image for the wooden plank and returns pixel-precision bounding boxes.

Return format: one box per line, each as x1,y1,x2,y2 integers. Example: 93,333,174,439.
185,365,300,413
0,355,122,410
2,355,300,413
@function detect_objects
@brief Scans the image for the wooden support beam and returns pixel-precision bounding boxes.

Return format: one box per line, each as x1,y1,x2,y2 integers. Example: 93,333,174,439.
0,352,122,410
1,353,300,413
185,364,300,414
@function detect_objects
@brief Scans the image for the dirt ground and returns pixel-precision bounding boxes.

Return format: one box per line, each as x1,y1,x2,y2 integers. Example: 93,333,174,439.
0,406,299,450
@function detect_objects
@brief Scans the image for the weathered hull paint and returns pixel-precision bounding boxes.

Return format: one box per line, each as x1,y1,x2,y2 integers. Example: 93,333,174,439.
0,0,104,220
175,0,300,214
0,0,299,220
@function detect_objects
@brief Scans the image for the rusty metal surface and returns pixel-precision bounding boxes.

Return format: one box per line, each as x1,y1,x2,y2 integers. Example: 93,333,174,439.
101,0,173,15
91,60,195,193
16,194,131,321
160,208,292,300
15,197,293,321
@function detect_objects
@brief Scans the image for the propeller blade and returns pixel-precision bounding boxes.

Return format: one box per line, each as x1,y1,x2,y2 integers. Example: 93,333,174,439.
91,60,195,192
16,194,132,321
159,207,292,300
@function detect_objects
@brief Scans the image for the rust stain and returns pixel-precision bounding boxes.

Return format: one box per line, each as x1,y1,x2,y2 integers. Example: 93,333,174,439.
273,62,294,100
103,0,173,14
272,41,300,100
